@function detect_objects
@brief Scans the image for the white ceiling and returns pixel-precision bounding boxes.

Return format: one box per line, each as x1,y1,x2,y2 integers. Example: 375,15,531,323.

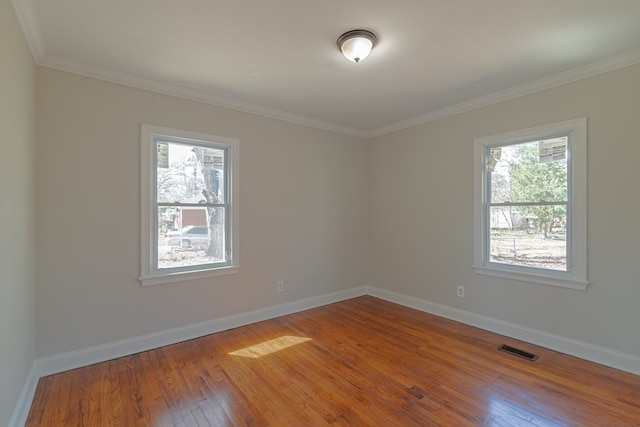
14,0,640,137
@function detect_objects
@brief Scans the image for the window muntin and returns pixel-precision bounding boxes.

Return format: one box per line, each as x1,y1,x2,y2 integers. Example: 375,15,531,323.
486,138,568,271
473,118,587,290
141,125,239,286
155,140,229,272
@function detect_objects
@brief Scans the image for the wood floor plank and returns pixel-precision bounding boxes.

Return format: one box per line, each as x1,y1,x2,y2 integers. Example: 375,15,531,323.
26,296,640,426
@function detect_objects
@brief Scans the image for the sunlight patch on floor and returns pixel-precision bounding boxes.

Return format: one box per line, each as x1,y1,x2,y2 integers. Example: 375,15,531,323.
229,336,312,358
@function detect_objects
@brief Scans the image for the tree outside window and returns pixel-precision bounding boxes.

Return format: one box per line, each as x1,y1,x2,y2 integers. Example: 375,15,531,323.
488,138,568,271
140,125,239,286
473,118,587,290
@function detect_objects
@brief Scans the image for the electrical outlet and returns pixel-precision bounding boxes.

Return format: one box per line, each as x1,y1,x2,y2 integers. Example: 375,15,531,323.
457,286,465,297
277,281,284,292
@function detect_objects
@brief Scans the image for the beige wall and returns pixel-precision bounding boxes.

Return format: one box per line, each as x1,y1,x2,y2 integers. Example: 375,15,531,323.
0,1,36,424
368,64,640,357
33,63,640,362
6,24,635,416
35,68,369,357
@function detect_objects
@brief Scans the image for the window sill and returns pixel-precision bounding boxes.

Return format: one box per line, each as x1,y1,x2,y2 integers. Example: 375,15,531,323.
473,265,588,291
140,265,240,286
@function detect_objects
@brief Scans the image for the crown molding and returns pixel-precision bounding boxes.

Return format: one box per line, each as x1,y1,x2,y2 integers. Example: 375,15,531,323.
11,0,45,61
12,0,640,140
42,48,640,140
364,49,640,138
40,54,369,139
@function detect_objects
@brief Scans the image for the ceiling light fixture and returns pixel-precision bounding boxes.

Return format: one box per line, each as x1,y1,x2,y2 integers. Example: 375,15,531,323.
337,29,377,63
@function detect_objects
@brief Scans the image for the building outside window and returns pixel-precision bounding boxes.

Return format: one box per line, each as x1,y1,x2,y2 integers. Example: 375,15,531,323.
140,125,239,286
473,118,587,290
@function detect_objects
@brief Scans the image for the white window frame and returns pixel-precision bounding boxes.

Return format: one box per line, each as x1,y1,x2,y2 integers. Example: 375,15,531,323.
473,118,588,290
140,125,240,286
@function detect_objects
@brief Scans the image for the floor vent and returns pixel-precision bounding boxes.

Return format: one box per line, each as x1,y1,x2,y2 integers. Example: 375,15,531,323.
498,344,538,361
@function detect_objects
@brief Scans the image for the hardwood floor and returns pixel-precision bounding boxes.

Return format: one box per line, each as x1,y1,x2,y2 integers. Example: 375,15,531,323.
26,296,640,426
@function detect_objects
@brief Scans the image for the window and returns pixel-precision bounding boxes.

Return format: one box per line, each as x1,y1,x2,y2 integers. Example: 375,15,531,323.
473,118,587,290
140,125,239,286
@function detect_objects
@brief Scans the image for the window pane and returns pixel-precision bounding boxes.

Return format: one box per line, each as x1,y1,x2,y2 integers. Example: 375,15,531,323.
489,205,567,271
157,207,227,270
490,138,567,204
156,141,226,204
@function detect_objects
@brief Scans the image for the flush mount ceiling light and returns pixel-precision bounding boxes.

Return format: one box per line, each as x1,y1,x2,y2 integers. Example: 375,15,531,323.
337,29,377,63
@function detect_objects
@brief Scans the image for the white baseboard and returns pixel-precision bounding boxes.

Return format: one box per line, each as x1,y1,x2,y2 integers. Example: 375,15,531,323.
367,286,640,376
14,284,640,426
8,362,39,427
38,286,368,377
